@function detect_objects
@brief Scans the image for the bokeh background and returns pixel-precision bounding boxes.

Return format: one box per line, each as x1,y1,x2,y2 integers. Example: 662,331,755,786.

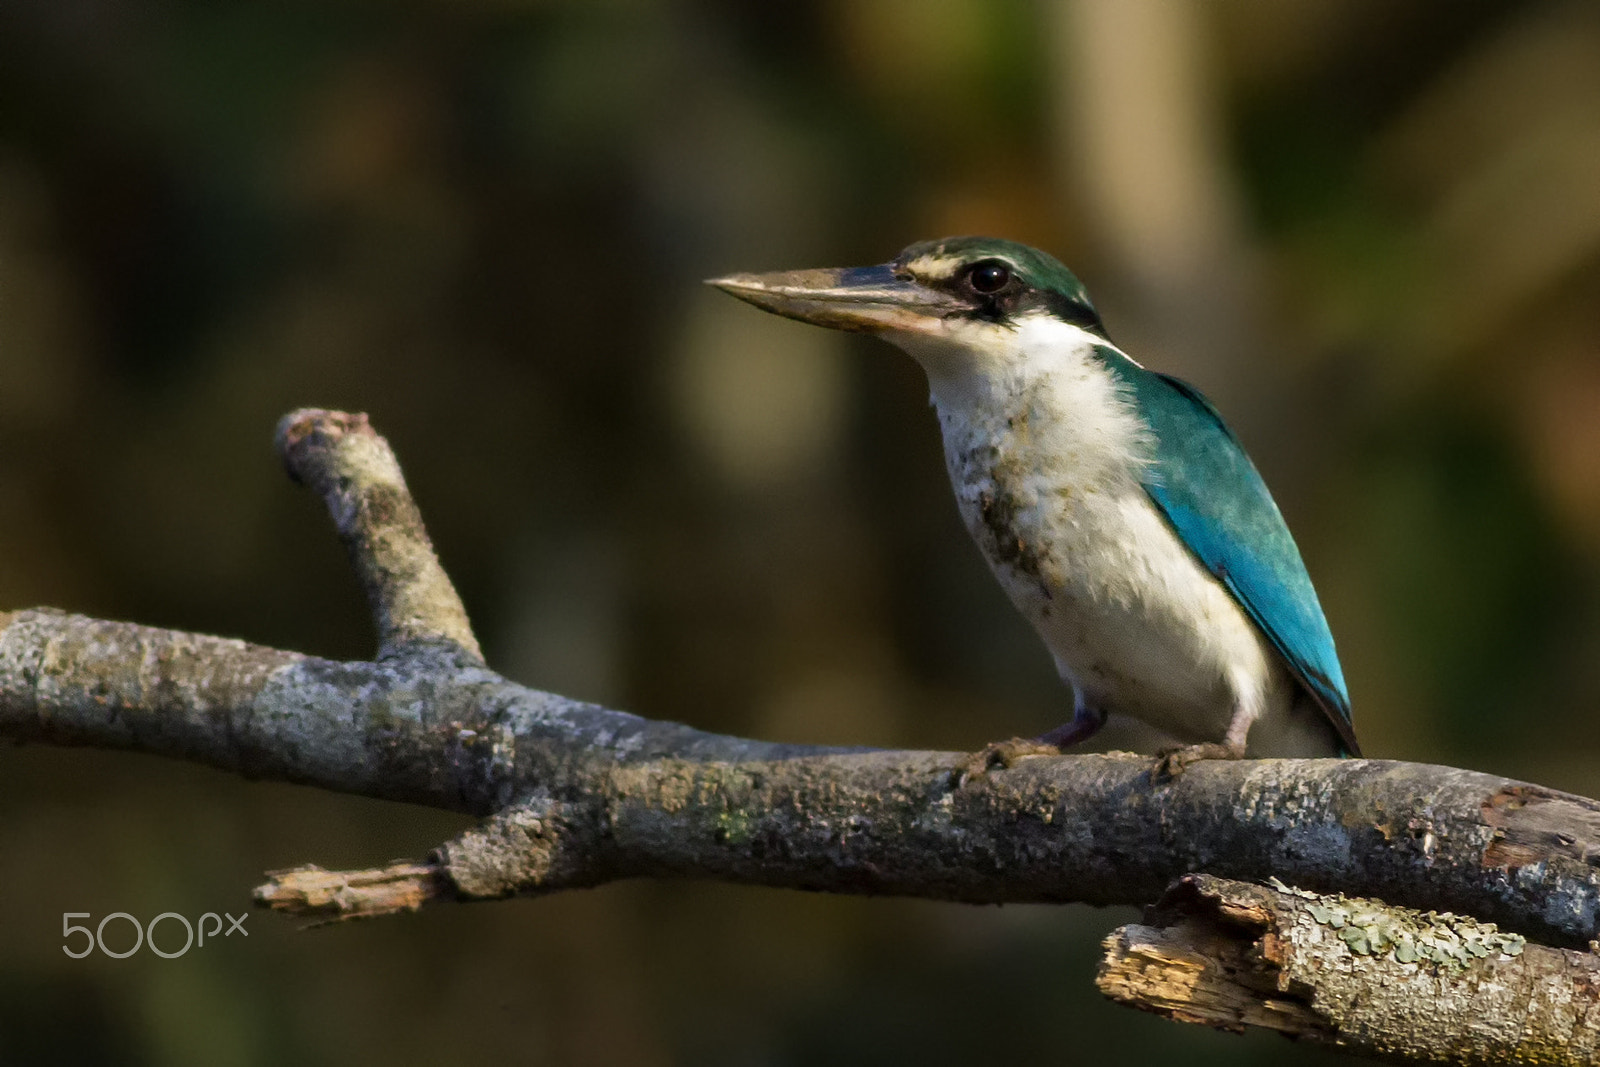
3,0,1599,1062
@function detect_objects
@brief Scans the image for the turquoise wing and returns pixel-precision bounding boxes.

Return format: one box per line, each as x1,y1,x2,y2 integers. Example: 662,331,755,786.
1106,354,1358,755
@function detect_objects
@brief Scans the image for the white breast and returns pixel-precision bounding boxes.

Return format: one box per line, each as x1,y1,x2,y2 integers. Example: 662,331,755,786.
890,314,1320,753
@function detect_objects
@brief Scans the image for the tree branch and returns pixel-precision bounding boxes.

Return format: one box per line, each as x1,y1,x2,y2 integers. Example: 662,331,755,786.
10,593,1600,947
5,408,1599,1059
275,408,482,661
1099,874,1600,1065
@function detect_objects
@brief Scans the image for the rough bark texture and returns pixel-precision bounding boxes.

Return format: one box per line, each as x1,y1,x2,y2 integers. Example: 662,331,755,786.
5,408,1600,1061
8,600,1600,952
1100,875,1600,1065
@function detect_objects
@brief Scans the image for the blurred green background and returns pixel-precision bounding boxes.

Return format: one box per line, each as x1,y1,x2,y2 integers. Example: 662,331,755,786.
3,0,1600,1062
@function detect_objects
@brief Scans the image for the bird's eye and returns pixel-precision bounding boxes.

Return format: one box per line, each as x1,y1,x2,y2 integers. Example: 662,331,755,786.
967,261,1011,294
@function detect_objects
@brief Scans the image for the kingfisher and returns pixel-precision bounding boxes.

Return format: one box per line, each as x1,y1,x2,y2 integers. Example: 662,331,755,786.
709,237,1358,767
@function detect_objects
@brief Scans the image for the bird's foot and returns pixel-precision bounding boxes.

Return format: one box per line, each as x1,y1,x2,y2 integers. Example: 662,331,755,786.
1153,741,1245,781
952,737,1063,788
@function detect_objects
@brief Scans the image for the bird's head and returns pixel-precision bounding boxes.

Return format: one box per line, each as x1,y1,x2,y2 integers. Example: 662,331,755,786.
708,237,1109,373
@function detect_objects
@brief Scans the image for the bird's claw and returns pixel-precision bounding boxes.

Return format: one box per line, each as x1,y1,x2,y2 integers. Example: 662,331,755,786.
1153,742,1244,781
952,737,1063,788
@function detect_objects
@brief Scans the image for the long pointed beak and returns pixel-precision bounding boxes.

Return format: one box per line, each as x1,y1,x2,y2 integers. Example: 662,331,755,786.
706,264,961,334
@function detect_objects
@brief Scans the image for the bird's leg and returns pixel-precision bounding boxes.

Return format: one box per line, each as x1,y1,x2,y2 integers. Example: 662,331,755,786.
953,706,1105,787
1154,701,1256,780
1037,708,1108,749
